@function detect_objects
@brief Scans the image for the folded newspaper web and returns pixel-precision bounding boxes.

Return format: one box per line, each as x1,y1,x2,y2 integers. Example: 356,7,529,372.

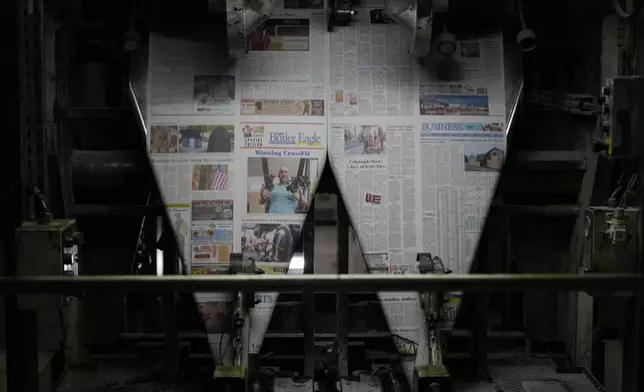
147,29,507,387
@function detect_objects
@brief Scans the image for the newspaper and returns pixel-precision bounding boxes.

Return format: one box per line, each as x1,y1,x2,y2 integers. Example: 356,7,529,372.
419,35,506,117
329,7,415,117
147,26,327,361
327,31,506,379
148,36,237,115
419,121,503,274
194,292,235,365
241,11,328,106
147,17,506,381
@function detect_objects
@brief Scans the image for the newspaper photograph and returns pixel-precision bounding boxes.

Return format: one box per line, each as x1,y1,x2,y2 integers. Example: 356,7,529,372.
191,199,234,221
241,99,324,116
464,144,505,172
247,157,318,214
341,124,386,155
419,93,489,116
178,124,234,154
150,125,179,154
241,222,302,263
191,225,233,266
192,164,231,191
193,75,236,114
248,18,310,52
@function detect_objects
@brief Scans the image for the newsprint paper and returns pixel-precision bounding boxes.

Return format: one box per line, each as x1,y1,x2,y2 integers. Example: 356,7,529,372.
146,0,505,385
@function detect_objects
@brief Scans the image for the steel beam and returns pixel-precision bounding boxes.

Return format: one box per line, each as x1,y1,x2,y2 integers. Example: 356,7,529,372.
0,274,643,294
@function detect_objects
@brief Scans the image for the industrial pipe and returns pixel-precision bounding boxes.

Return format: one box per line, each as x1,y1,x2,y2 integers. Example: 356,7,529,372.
0,274,642,294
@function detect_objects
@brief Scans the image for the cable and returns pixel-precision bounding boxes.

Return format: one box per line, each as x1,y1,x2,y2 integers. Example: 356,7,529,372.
218,331,225,365
620,173,637,207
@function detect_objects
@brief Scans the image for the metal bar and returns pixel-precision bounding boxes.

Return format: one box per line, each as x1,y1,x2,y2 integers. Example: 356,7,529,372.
70,204,165,217
336,195,349,379
489,203,580,217
302,202,315,378
162,220,179,380
1,274,643,293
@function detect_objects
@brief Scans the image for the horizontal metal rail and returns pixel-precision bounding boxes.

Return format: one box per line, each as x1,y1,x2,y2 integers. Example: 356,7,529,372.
0,274,642,294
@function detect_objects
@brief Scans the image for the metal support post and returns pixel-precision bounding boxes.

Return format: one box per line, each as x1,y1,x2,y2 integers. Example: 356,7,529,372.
303,201,315,378
336,195,349,379
162,220,179,380
472,233,489,379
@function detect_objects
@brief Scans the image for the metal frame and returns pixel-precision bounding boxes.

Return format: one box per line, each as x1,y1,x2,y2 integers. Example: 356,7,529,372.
1,273,643,293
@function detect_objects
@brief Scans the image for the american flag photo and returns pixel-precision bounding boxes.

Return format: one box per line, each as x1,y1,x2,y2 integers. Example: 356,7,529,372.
192,164,230,191
211,165,229,190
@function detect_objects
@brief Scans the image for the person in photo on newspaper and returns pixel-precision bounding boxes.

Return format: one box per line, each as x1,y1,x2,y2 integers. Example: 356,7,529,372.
302,100,310,115
361,126,385,154
259,166,308,213
248,25,270,51
206,126,232,153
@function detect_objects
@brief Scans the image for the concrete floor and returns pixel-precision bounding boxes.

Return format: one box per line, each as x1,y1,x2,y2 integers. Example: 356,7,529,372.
49,357,604,392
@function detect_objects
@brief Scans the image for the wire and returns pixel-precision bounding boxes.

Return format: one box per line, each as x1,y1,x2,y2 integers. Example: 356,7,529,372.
218,331,232,366
218,331,225,365
620,173,637,207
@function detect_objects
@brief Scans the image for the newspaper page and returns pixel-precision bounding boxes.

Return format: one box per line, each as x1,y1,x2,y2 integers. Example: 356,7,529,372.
329,117,423,365
419,121,503,274
329,6,415,117
194,292,235,365
148,35,238,115
327,29,506,382
419,35,506,118
240,10,328,115
147,25,326,363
